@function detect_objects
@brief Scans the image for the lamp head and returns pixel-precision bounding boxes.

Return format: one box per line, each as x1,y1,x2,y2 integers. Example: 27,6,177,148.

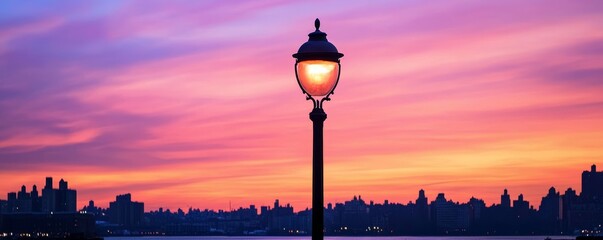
293,19,344,99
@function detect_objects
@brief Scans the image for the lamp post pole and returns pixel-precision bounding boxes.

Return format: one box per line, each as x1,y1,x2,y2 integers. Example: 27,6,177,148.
310,108,326,239
292,18,343,240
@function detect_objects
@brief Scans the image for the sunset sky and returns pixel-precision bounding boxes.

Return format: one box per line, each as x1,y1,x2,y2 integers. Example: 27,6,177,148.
1,0,603,212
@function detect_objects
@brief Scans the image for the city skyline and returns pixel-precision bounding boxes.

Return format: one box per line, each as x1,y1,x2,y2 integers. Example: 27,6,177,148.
3,164,602,236
2,164,598,212
1,1,603,211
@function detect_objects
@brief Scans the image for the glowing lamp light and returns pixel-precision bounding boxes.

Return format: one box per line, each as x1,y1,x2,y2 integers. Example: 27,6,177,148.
297,60,339,96
293,18,344,107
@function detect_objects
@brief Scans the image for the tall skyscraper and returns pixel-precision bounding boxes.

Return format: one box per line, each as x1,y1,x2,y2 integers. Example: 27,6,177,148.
45,177,53,190
415,189,429,220
31,185,41,212
539,186,562,233
581,164,603,203
41,177,77,212
501,189,511,208
7,192,17,212
42,177,55,212
568,165,603,230
416,189,428,206
413,189,430,233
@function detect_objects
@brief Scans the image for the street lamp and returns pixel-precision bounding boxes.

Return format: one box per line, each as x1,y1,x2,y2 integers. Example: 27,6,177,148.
293,18,343,240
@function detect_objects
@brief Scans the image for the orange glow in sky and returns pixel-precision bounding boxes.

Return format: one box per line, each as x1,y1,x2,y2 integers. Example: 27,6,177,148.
1,1,603,212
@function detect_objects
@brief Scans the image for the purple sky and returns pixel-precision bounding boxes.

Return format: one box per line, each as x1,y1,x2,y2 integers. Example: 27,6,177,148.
1,0,603,211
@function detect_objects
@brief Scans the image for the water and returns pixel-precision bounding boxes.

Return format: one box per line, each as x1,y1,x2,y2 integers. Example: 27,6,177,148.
106,237,573,240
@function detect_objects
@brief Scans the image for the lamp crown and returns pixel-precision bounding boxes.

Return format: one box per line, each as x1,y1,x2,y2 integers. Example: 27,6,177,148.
293,19,344,62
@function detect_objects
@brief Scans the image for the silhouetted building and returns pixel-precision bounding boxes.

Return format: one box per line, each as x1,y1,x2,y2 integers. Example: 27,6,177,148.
7,192,16,213
81,200,104,217
41,178,55,212
539,187,562,233
501,189,511,208
56,179,77,212
568,164,603,232
15,185,32,213
561,188,577,231
108,193,144,228
513,194,530,213
411,189,430,233
40,177,76,213
264,199,295,234
431,193,470,233
31,185,41,212
468,197,485,222
338,195,369,234
582,164,603,203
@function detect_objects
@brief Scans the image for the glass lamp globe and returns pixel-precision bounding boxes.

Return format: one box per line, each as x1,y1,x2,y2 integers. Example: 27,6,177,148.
297,60,339,96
